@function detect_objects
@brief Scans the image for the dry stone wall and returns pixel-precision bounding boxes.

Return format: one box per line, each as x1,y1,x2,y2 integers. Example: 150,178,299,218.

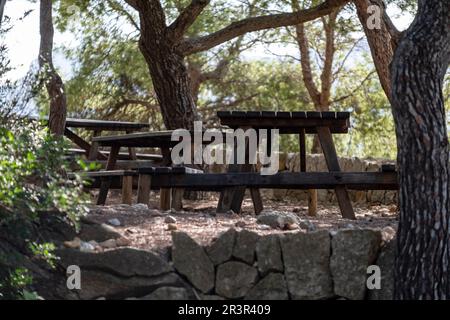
57,228,396,300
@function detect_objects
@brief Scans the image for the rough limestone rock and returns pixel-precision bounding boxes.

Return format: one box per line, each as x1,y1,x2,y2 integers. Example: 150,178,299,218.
280,231,333,300
245,273,289,300
172,232,215,293
256,211,299,229
200,294,226,300
73,270,183,300
77,222,121,242
256,234,283,276
216,261,259,299
232,230,260,264
331,229,382,300
140,287,190,300
57,248,172,278
206,228,237,265
369,238,396,300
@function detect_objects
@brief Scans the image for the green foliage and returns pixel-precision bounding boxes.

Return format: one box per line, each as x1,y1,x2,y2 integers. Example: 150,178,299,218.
0,268,43,300
28,242,58,269
0,121,89,227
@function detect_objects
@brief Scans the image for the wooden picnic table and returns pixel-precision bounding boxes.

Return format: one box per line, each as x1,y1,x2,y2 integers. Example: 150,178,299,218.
217,110,356,219
91,130,227,208
61,118,150,161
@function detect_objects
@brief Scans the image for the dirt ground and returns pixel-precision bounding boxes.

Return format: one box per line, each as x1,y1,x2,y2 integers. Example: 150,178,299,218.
84,190,398,255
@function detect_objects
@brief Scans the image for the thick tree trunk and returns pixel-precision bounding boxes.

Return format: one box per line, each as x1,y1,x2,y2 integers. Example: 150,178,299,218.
39,0,67,136
391,0,450,299
134,1,198,130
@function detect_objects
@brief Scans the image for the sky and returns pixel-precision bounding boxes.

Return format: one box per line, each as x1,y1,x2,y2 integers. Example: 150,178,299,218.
2,0,414,81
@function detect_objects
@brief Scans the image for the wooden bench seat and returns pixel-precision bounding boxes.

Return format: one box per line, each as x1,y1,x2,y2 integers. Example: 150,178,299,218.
67,148,163,161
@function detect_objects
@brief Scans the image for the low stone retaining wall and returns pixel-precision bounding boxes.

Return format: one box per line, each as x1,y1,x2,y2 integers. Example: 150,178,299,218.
208,154,397,205
57,227,396,300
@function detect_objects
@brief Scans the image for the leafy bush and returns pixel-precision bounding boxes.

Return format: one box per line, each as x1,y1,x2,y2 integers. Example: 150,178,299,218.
0,119,89,227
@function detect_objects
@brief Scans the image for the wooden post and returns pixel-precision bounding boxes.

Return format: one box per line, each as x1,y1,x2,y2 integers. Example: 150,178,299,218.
171,189,184,211
299,129,317,216
160,147,173,211
126,130,138,160
96,144,120,205
88,130,102,161
137,174,151,205
316,126,355,220
122,175,133,205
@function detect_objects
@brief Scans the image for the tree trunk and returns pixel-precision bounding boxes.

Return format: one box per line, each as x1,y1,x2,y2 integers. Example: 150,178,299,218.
391,0,450,299
353,0,400,101
39,0,67,136
135,1,198,130
0,0,6,28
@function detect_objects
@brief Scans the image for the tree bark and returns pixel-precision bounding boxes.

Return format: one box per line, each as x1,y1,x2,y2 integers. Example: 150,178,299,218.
391,0,450,299
0,0,6,28
353,0,400,101
39,0,67,136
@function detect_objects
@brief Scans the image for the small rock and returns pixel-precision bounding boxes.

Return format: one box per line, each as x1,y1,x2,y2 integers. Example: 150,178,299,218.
80,241,96,253
259,225,271,231
99,239,117,249
132,203,149,211
165,216,177,224
116,237,131,247
88,240,99,248
64,237,81,249
285,223,299,230
167,223,178,231
381,226,396,242
298,219,316,232
107,218,121,227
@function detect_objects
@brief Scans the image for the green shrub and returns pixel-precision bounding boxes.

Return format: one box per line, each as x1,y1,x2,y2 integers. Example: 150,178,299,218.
0,120,89,227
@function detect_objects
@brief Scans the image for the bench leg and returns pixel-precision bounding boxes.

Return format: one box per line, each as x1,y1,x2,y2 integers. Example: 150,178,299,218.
317,126,355,220
160,188,171,211
122,176,133,205
137,174,151,205
250,188,263,214
97,177,111,205
171,189,184,211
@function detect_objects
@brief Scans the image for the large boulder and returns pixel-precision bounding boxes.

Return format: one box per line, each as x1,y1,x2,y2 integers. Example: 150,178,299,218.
77,221,122,242
330,229,382,300
74,270,183,300
255,234,283,276
232,230,260,265
206,228,236,265
368,238,396,300
57,248,172,278
256,211,299,229
245,273,289,300
172,232,215,293
280,231,333,300
215,261,258,299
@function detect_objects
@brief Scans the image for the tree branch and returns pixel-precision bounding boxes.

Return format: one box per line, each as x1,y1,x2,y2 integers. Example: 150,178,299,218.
168,0,210,41
177,0,351,55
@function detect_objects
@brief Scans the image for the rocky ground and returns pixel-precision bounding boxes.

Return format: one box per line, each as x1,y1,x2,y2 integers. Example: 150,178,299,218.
73,190,398,257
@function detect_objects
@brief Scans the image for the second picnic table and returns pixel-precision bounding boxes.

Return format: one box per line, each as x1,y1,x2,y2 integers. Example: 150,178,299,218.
217,110,356,219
